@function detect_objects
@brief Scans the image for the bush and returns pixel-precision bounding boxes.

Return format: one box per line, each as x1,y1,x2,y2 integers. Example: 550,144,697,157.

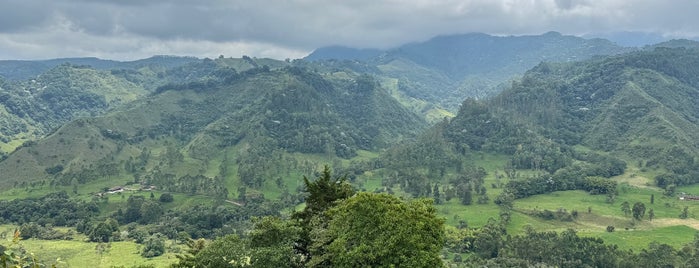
606,226,615,232
159,193,174,203
141,234,166,258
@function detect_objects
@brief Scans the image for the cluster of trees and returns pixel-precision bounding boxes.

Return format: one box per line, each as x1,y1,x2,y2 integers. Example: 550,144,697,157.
172,166,445,267
498,160,621,201
443,217,699,267
0,191,99,226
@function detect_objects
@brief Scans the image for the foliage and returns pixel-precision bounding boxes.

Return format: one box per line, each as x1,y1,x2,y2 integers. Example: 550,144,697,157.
0,191,98,227
158,193,174,203
293,165,355,260
309,193,445,267
141,234,166,258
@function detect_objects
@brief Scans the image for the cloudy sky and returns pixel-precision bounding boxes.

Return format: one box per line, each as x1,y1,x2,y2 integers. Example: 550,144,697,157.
1,0,697,61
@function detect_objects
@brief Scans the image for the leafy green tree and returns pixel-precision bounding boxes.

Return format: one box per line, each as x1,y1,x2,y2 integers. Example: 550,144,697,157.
292,165,354,260
632,202,646,220
89,218,119,242
680,206,690,219
309,193,444,267
473,218,506,258
189,234,251,267
124,195,146,223
139,200,163,224
159,193,174,203
172,238,207,268
141,234,166,258
433,183,442,204
248,216,302,267
621,201,630,217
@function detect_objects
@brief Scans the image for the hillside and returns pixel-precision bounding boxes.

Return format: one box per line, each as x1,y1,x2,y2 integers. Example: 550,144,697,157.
307,32,633,111
0,55,199,81
0,66,425,191
0,65,149,156
382,47,699,197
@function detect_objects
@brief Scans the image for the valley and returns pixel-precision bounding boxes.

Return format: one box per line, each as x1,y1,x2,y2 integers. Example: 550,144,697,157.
2,34,699,267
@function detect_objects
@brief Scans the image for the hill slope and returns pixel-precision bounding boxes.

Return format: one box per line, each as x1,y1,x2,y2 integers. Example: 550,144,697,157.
307,32,633,112
0,66,425,191
431,47,699,186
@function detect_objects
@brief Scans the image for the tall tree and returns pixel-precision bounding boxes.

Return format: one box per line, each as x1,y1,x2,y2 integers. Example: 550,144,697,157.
632,202,646,220
292,165,354,262
621,201,630,217
309,193,444,267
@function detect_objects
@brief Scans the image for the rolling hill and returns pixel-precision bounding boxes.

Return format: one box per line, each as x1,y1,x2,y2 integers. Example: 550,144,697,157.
394,46,699,191
0,65,425,191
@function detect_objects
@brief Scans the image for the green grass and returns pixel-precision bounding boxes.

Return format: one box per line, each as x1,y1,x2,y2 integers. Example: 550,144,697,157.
0,225,177,267
579,225,697,251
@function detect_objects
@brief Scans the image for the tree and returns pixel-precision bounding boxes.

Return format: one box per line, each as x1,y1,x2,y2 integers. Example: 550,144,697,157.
189,234,250,267
621,201,630,217
632,202,646,220
293,165,354,261
139,200,163,224
141,234,166,258
648,208,655,221
88,218,119,242
459,185,473,205
248,216,302,267
124,195,146,223
650,194,655,204
309,193,444,267
680,206,689,219
159,193,174,203
433,183,442,204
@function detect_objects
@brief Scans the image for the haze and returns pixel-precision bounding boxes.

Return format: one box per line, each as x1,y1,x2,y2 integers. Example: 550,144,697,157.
1,0,698,60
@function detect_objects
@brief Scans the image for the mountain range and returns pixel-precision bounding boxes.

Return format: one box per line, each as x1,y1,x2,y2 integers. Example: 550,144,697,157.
2,33,699,194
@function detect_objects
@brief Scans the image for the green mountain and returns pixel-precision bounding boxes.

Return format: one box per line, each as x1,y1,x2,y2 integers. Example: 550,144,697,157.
0,55,198,81
0,56,287,156
399,47,699,190
0,64,149,155
307,32,633,112
304,46,384,61
0,65,425,191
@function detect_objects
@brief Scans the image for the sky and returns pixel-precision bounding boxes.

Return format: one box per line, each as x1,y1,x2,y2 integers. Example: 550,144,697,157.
1,0,698,61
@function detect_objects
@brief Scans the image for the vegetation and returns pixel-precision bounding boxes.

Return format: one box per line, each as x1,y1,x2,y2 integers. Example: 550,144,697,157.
5,41,699,267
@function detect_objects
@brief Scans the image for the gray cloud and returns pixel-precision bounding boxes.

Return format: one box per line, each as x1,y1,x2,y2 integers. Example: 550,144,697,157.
0,0,698,60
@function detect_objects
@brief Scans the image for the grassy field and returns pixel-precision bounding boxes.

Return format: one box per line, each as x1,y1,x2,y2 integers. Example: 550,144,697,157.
3,150,699,262
0,225,178,268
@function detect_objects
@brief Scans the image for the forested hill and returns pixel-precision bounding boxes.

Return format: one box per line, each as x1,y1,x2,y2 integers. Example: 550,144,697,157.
306,32,632,110
0,55,198,81
375,47,699,202
444,47,699,184
0,65,425,190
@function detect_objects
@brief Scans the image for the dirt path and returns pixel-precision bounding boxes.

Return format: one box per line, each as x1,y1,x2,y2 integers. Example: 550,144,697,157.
225,200,244,207
651,218,699,230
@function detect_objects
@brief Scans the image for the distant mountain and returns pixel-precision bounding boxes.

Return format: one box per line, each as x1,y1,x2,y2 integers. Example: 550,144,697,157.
647,39,699,49
0,55,199,81
0,65,425,190
584,31,671,47
305,46,384,61
305,32,634,113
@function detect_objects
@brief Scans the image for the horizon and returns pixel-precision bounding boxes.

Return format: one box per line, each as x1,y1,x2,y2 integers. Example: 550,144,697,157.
2,0,698,61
